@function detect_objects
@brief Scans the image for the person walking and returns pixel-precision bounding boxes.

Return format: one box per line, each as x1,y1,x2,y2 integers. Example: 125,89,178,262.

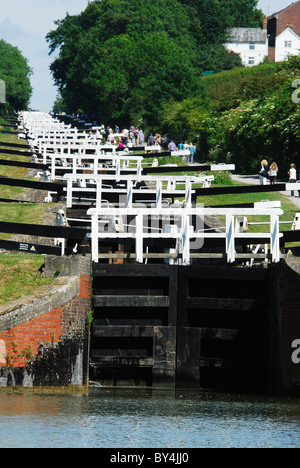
288,163,298,197
138,129,144,147
148,133,155,146
269,162,278,185
168,140,176,152
188,142,196,164
161,135,168,150
259,160,269,185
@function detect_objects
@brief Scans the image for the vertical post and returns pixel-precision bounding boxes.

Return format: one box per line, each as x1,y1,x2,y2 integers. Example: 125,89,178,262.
181,212,190,265
73,157,77,175
135,212,144,263
96,179,102,210
51,156,55,180
226,214,235,263
185,180,192,208
137,159,142,177
66,178,72,208
94,155,98,175
61,238,65,257
156,180,162,209
126,180,133,209
91,212,99,263
43,147,47,165
271,213,280,263
116,158,120,180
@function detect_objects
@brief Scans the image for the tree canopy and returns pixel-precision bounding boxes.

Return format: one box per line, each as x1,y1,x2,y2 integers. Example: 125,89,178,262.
160,57,300,176
0,40,32,111
47,0,263,127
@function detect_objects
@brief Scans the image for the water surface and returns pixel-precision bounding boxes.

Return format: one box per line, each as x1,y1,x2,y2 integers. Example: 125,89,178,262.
0,389,299,448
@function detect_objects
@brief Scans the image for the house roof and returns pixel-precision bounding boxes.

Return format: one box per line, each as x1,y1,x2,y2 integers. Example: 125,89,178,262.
226,28,267,44
276,26,300,40
268,1,299,19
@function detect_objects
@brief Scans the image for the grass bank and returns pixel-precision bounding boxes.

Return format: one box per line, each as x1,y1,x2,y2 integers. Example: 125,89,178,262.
0,254,52,307
0,118,55,305
0,117,57,235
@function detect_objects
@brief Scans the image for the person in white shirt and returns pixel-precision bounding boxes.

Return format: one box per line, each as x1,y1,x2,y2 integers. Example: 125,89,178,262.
288,163,297,197
269,162,278,185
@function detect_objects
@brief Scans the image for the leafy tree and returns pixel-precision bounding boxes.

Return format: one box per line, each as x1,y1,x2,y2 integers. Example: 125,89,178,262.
161,57,300,174
0,40,32,111
47,0,263,126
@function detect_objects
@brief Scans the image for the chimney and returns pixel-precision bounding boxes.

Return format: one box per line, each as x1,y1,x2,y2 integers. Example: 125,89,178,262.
263,15,268,30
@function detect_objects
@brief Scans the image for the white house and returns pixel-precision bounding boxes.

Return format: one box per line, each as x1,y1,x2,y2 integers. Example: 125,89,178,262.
274,27,300,62
225,28,268,67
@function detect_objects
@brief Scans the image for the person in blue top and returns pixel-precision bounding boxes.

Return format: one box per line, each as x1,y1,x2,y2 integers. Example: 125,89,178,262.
188,143,196,164
168,140,177,152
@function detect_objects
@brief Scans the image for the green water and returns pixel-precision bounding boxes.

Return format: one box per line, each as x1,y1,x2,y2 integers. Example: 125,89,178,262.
0,389,300,448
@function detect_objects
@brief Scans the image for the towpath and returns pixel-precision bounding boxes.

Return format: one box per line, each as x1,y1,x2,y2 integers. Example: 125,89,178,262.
231,174,300,211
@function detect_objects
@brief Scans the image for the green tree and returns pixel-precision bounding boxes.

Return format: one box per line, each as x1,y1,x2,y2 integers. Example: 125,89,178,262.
47,0,262,126
47,0,200,126
0,40,32,111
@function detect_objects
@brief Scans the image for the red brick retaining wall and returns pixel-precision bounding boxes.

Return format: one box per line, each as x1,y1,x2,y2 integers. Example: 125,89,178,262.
0,257,92,389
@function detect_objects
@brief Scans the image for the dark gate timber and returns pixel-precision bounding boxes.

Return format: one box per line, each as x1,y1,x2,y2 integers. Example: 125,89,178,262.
90,263,272,391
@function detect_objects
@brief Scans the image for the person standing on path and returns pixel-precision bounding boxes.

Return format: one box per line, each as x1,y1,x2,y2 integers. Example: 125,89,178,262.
269,162,278,185
188,142,196,164
259,160,269,185
288,163,298,197
168,140,177,152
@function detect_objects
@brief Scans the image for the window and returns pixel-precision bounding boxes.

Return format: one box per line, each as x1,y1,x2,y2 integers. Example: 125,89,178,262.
249,43,255,50
248,57,255,65
284,41,292,48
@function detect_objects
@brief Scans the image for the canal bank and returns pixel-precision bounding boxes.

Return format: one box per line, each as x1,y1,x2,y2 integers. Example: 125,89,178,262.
0,256,91,391
0,255,300,396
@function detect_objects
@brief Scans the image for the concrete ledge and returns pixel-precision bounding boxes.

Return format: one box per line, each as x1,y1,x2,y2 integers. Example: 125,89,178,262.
0,276,80,331
44,256,91,278
285,256,300,276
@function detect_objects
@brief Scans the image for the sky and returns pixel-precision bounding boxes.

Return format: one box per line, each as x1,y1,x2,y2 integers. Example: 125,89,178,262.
0,0,296,111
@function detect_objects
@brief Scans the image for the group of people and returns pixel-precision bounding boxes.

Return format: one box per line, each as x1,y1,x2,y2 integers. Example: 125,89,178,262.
259,160,279,185
94,125,145,148
93,124,198,163
259,160,298,197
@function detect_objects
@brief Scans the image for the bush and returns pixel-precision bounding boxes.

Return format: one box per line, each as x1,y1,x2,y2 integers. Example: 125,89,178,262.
161,58,300,175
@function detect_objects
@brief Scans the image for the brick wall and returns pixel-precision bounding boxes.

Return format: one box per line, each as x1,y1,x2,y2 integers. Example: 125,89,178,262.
0,257,92,389
268,47,275,62
275,2,300,38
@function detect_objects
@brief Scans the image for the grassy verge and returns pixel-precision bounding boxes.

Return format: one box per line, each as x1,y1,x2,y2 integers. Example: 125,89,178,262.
0,118,55,305
0,124,29,179
0,254,53,307
196,180,300,248
0,117,56,235
197,182,296,231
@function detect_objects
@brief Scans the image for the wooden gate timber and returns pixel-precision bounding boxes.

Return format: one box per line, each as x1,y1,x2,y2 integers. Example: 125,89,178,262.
90,263,271,391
